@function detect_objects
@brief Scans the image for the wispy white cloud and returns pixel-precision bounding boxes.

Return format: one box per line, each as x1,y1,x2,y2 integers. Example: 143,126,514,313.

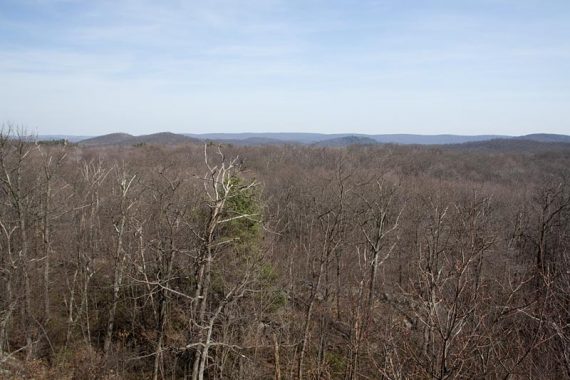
0,0,569,135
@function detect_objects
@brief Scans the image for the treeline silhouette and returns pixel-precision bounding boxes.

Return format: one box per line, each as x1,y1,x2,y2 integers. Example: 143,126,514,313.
1,127,569,379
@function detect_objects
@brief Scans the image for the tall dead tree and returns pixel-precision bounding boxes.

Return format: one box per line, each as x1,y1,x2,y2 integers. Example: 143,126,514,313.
0,127,38,359
346,178,402,380
103,166,137,357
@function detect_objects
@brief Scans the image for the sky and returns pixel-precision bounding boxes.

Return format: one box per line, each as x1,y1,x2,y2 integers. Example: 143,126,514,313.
0,0,569,136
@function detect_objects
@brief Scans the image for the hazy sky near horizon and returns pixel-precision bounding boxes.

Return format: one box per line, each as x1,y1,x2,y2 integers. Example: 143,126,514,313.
0,0,569,136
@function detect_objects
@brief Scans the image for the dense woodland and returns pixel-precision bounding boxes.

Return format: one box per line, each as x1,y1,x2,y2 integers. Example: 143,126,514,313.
1,128,570,379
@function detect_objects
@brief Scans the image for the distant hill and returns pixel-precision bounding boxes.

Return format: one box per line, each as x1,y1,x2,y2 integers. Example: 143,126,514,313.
188,133,507,145
515,134,570,143
79,132,199,146
370,134,502,144
204,137,297,146
449,138,570,153
314,135,378,147
37,135,91,143
129,132,200,145
72,132,570,147
79,133,134,146
186,133,331,144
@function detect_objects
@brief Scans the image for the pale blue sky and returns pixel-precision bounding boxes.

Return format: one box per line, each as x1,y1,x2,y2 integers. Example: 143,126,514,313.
0,0,569,135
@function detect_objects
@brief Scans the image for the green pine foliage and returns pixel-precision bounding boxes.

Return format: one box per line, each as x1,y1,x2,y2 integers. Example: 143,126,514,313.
222,175,262,256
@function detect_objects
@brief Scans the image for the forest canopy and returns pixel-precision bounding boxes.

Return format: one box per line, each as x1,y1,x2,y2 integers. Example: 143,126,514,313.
1,128,570,379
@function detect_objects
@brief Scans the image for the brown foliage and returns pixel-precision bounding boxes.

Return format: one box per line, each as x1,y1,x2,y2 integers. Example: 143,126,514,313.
1,128,570,379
